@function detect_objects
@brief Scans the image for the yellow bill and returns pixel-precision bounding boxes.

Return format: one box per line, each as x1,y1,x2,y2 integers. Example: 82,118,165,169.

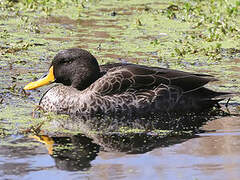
30,135,54,155
24,66,55,90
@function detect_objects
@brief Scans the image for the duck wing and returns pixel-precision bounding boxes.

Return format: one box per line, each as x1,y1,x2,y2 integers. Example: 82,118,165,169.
100,63,124,73
93,64,218,96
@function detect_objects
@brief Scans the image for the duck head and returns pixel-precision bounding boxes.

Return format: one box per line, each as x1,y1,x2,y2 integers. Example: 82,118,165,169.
24,48,101,91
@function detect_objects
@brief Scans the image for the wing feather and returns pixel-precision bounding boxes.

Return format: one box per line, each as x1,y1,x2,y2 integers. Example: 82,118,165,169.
92,63,217,96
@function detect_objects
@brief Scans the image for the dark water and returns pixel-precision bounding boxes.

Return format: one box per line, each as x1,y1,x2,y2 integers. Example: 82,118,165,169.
1,115,240,180
1,1,240,179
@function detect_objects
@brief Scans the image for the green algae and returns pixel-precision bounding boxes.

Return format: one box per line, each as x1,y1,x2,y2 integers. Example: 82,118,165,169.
118,126,193,136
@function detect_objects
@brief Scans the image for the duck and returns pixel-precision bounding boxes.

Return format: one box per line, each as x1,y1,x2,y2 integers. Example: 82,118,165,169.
24,48,232,117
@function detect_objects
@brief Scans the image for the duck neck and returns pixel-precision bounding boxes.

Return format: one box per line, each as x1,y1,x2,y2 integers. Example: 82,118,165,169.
72,71,101,91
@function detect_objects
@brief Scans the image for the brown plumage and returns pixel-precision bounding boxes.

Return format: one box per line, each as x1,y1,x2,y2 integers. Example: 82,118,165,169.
25,48,232,117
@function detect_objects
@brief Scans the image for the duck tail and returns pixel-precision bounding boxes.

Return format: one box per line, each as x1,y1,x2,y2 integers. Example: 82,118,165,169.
199,87,238,100
197,88,239,110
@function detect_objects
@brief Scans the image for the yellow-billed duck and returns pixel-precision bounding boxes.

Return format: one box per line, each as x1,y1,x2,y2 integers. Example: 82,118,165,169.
24,48,232,116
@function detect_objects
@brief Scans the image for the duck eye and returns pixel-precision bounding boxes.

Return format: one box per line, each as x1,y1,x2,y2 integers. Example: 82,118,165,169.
64,60,72,64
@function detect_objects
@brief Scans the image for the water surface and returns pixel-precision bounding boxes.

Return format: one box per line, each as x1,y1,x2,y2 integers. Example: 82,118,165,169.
0,0,240,179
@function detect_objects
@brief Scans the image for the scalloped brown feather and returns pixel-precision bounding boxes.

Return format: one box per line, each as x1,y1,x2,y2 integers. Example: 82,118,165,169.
40,63,233,116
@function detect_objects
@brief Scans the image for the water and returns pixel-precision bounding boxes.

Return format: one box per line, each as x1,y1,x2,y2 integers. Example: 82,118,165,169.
1,116,240,179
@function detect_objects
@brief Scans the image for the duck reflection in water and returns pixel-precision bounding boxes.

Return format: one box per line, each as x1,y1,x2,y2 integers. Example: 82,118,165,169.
33,131,196,171
32,108,229,171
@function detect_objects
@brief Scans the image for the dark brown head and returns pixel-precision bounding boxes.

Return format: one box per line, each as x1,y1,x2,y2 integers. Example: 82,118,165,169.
24,48,101,90
52,48,100,90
